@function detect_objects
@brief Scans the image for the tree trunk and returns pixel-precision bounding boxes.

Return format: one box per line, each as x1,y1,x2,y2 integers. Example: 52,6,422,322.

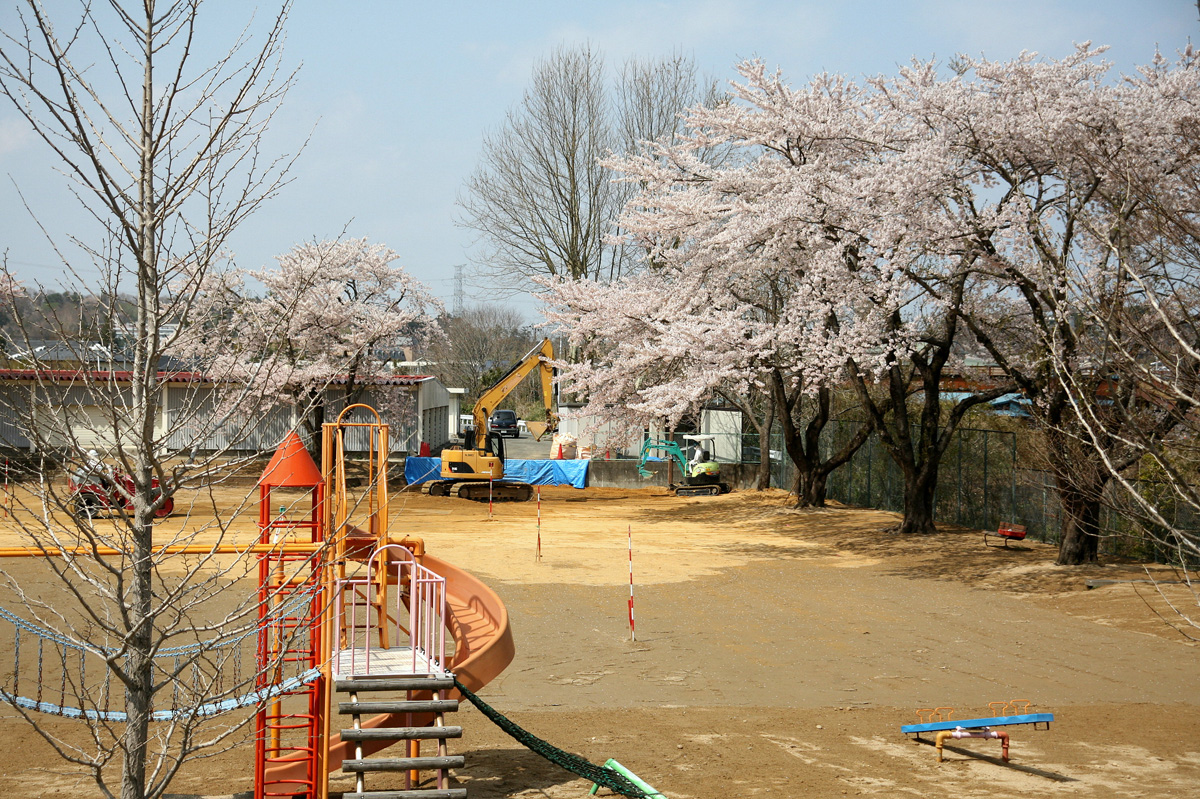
770,375,872,508
754,449,773,490
1044,405,1109,565
895,464,938,534
1055,482,1102,564
121,516,154,799
298,390,327,463
797,468,829,507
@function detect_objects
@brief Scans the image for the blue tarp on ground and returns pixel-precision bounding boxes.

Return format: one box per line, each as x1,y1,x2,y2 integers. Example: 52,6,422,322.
404,457,588,489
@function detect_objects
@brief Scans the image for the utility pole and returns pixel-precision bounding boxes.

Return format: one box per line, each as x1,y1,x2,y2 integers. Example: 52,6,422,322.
453,264,464,317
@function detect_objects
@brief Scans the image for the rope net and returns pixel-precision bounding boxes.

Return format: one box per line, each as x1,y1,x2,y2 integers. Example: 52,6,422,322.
454,678,649,798
0,587,320,723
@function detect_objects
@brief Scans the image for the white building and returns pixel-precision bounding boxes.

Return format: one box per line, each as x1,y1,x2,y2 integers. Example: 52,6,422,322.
0,368,462,456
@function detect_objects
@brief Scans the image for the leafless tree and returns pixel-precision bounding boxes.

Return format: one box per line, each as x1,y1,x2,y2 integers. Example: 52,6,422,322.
428,304,539,412
0,2,312,798
458,45,721,294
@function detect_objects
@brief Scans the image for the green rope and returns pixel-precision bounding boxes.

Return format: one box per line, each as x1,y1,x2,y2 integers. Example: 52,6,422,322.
453,678,649,798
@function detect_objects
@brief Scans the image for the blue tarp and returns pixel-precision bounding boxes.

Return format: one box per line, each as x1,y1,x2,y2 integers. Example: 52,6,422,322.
404,456,443,486
404,457,588,489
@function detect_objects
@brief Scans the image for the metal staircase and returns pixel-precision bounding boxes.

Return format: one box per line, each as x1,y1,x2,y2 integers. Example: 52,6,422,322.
338,675,466,799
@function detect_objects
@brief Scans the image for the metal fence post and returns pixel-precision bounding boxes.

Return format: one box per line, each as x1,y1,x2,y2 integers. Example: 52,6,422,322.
885,441,891,509
866,439,873,507
982,431,990,531
1042,479,1047,542
1010,433,1017,525
956,436,963,525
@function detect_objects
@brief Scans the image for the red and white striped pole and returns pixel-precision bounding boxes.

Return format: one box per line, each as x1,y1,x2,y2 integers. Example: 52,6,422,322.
535,487,542,562
627,524,635,641
488,478,494,519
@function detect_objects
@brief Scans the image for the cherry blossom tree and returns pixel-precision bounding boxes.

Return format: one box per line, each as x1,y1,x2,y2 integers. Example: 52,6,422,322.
886,45,1200,562
179,238,443,451
549,41,1200,556
1036,48,1200,573
549,59,1012,519
543,65,908,505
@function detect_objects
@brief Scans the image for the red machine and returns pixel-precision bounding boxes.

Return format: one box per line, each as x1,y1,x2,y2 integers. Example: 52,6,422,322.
69,471,174,518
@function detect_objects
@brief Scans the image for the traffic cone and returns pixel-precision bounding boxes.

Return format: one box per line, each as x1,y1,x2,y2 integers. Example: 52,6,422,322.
554,443,563,460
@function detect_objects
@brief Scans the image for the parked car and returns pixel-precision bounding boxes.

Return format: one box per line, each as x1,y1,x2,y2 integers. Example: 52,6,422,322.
69,470,174,519
488,409,521,438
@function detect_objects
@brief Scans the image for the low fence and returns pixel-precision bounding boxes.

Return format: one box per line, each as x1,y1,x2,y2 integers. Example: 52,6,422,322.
765,422,1196,563
655,421,1195,562
585,458,761,491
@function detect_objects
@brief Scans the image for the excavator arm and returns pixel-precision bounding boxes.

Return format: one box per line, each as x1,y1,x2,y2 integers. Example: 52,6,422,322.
472,338,558,441
431,338,559,500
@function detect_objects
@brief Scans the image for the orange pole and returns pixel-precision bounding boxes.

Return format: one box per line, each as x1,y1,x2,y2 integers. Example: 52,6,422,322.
0,542,326,558
0,538,424,558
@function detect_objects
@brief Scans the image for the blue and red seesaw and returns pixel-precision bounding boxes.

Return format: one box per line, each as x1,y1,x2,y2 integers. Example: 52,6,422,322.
902,700,1053,763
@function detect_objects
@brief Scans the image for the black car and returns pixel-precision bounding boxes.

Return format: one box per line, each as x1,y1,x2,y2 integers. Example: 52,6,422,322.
488,409,520,438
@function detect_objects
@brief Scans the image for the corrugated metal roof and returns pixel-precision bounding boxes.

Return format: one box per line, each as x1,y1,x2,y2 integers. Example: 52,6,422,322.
0,368,434,385
0,368,209,382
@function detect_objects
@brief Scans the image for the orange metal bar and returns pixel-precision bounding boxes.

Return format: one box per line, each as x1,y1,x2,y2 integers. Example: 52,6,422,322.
0,542,327,558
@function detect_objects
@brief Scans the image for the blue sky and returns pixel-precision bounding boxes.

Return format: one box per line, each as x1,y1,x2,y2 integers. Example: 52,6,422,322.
0,0,1194,317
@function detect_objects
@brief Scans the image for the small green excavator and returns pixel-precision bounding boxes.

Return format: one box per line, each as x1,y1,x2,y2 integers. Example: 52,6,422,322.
636,434,731,497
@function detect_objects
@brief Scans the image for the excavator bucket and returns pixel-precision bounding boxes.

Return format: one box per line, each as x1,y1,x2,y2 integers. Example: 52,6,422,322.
526,420,552,441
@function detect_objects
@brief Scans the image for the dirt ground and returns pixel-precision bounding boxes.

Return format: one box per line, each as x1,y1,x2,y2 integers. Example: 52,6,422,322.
1,481,1198,798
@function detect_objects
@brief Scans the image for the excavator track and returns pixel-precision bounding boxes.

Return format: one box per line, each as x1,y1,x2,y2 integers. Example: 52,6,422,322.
672,482,730,498
448,480,534,502
422,480,452,497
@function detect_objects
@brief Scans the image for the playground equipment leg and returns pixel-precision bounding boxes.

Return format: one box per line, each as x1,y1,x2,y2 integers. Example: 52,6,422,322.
936,729,1010,762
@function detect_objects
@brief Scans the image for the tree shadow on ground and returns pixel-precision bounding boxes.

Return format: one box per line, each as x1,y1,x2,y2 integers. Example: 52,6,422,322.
625,487,1178,597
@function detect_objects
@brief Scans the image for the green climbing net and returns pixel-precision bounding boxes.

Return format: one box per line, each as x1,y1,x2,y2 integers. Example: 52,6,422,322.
453,678,649,798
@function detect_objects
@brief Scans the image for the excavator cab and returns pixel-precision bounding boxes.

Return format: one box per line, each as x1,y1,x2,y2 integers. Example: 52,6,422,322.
482,429,506,462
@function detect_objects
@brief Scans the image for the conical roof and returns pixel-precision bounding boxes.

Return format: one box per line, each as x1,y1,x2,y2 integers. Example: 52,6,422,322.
259,431,322,487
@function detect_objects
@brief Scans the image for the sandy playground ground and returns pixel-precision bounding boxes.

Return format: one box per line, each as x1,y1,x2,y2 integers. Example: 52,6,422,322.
0,480,1198,798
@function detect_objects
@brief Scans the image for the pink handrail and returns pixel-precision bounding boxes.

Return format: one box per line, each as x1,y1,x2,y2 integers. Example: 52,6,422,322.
333,544,447,676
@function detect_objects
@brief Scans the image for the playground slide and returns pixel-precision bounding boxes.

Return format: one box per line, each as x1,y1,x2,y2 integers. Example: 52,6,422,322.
262,552,515,785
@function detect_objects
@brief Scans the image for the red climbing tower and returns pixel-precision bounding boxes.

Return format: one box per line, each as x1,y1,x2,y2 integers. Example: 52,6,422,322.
254,432,327,799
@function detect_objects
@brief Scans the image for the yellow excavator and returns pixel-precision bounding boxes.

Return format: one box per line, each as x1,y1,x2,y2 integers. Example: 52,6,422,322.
422,338,558,501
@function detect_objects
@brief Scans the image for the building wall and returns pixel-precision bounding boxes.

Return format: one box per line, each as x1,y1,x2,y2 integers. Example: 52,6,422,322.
0,385,30,448
0,382,138,452
700,409,742,462
557,410,643,457
0,375,454,457
164,382,291,453
415,378,455,453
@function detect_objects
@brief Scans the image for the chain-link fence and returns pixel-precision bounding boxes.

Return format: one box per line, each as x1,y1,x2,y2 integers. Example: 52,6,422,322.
729,420,1197,563
819,423,1022,534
